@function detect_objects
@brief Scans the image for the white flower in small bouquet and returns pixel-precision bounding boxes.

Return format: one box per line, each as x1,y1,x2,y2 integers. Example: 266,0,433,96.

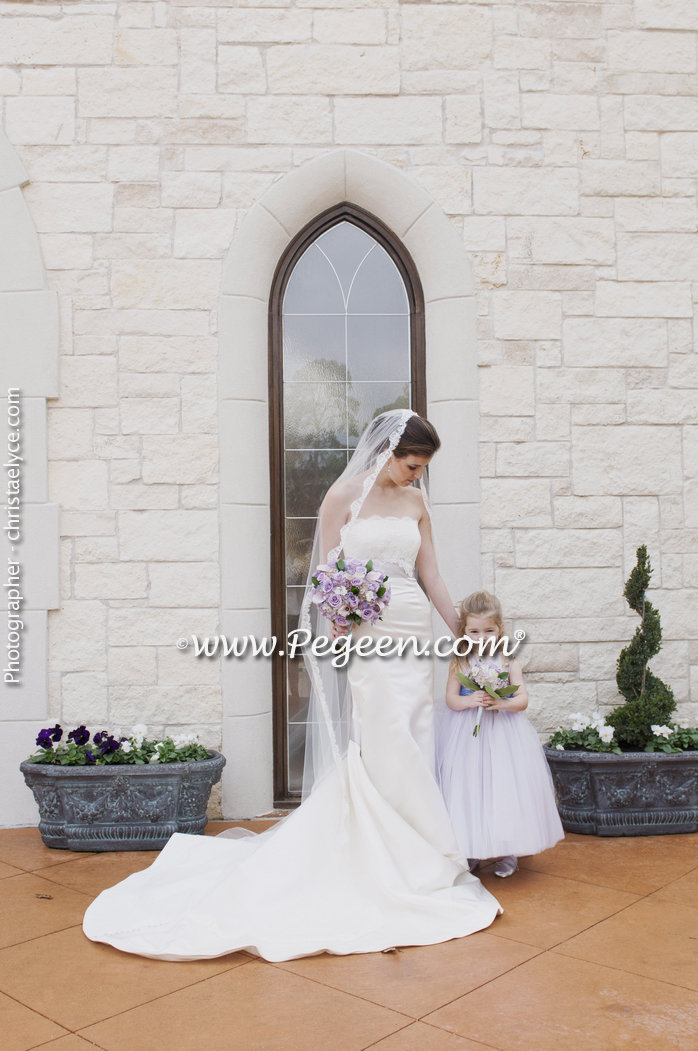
310,557,390,638
456,657,520,738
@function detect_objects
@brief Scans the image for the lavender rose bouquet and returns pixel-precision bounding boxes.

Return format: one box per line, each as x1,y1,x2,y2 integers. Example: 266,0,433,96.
310,557,390,633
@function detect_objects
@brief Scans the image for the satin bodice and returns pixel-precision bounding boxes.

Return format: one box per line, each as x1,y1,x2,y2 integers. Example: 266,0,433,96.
342,515,421,577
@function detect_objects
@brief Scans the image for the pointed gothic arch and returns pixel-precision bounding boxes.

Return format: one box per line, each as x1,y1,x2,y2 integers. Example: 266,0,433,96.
219,149,479,817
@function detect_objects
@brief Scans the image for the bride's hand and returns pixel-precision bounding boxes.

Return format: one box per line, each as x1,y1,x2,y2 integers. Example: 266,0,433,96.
330,621,351,640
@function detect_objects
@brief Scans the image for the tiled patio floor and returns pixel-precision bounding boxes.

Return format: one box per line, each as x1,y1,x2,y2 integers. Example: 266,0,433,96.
1,823,697,1051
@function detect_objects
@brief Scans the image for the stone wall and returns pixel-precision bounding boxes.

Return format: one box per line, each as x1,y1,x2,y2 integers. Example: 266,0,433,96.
1,0,697,819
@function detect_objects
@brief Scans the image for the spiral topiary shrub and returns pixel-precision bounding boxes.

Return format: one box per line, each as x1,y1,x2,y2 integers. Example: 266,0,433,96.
605,545,675,749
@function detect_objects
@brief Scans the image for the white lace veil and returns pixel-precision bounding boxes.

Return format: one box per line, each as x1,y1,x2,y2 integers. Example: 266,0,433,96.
299,407,433,800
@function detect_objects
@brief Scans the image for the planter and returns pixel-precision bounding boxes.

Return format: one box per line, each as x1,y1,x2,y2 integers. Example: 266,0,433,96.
20,751,226,851
544,747,698,837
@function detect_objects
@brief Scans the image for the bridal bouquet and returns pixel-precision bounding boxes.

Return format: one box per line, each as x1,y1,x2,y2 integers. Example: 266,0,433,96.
456,658,520,738
310,558,390,631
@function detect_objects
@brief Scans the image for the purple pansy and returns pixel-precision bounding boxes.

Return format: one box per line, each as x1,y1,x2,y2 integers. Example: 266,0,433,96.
67,725,90,746
36,724,63,748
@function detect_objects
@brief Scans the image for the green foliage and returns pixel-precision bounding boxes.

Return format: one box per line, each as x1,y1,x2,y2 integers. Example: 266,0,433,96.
606,546,676,749
549,724,621,755
644,723,698,753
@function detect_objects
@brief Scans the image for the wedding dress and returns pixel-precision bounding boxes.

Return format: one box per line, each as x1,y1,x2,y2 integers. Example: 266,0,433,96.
82,515,502,962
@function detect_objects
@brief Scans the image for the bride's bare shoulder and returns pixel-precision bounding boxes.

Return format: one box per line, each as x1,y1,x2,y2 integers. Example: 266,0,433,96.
408,486,429,519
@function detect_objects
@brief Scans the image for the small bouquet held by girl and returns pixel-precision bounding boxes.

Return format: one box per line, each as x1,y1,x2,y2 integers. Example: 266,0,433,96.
455,657,520,738
310,558,391,635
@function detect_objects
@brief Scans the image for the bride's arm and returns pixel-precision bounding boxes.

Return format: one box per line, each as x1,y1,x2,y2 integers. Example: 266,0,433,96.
416,513,459,636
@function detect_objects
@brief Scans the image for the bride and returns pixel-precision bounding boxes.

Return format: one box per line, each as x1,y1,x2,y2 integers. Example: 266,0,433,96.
83,409,502,962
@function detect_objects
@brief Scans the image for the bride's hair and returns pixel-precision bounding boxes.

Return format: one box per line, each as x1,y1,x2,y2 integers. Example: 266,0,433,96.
451,590,506,674
394,415,440,459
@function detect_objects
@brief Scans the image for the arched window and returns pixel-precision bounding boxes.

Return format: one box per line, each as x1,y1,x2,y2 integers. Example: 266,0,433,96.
269,204,425,804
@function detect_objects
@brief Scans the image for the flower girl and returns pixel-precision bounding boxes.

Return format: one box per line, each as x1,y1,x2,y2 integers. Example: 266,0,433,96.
436,591,564,877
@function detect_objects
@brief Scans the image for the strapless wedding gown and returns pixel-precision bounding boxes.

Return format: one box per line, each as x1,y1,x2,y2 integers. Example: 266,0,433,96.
83,517,502,962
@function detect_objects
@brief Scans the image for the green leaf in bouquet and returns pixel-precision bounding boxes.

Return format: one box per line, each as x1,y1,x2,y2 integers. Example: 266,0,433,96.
495,683,520,698
484,685,501,700
311,576,319,587
366,560,373,571
377,586,386,598
336,558,345,571
456,672,479,691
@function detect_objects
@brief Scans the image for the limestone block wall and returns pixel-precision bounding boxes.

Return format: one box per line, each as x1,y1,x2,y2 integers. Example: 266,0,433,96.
0,0,696,820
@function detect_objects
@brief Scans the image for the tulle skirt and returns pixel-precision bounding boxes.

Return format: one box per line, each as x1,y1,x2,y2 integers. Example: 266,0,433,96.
435,704,564,860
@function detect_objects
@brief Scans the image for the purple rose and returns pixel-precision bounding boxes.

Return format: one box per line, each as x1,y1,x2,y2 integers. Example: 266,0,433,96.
327,592,343,609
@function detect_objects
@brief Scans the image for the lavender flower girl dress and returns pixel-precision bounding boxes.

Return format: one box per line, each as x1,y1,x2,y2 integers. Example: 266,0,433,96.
435,654,564,863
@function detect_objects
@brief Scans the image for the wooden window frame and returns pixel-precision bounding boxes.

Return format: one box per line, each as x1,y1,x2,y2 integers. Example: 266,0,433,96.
268,202,426,806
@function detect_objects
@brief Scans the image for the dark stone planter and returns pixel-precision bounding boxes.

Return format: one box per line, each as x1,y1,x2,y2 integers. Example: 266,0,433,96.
544,747,698,837
20,751,226,851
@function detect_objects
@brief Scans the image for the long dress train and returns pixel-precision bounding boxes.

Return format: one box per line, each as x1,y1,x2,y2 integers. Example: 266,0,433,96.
82,517,501,962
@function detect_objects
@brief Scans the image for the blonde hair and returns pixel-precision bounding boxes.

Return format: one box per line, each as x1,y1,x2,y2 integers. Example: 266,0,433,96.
450,590,507,676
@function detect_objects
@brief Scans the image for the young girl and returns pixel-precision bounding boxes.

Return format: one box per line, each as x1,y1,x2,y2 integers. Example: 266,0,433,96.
436,590,564,877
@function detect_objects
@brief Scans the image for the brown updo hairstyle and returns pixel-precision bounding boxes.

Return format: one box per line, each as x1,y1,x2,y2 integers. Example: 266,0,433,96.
393,414,441,459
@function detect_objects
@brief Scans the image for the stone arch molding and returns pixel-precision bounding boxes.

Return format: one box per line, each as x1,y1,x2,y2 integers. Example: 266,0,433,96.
0,128,60,825
218,149,479,817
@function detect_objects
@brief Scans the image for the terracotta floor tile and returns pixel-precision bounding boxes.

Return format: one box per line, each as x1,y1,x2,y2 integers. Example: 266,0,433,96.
652,864,698,908
79,959,408,1051
31,1039,102,1051
424,952,698,1050
276,932,539,1016
0,926,249,1030
0,860,24,880
1,990,69,1051
0,828,81,872
555,896,698,991
520,832,698,895
370,1020,488,1049
204,819,279,836
33,852,159,899
0,873,91,950
476,867,638,949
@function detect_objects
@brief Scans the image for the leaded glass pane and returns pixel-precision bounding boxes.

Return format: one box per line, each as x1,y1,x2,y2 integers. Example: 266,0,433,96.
283,244,345,315
346,315,410,382
284,381,348,450
283,315,345,382
347,245,410,315
348,382,411,446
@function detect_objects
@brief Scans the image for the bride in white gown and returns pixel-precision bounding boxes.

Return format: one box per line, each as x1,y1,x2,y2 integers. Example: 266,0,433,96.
83,409,502,962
